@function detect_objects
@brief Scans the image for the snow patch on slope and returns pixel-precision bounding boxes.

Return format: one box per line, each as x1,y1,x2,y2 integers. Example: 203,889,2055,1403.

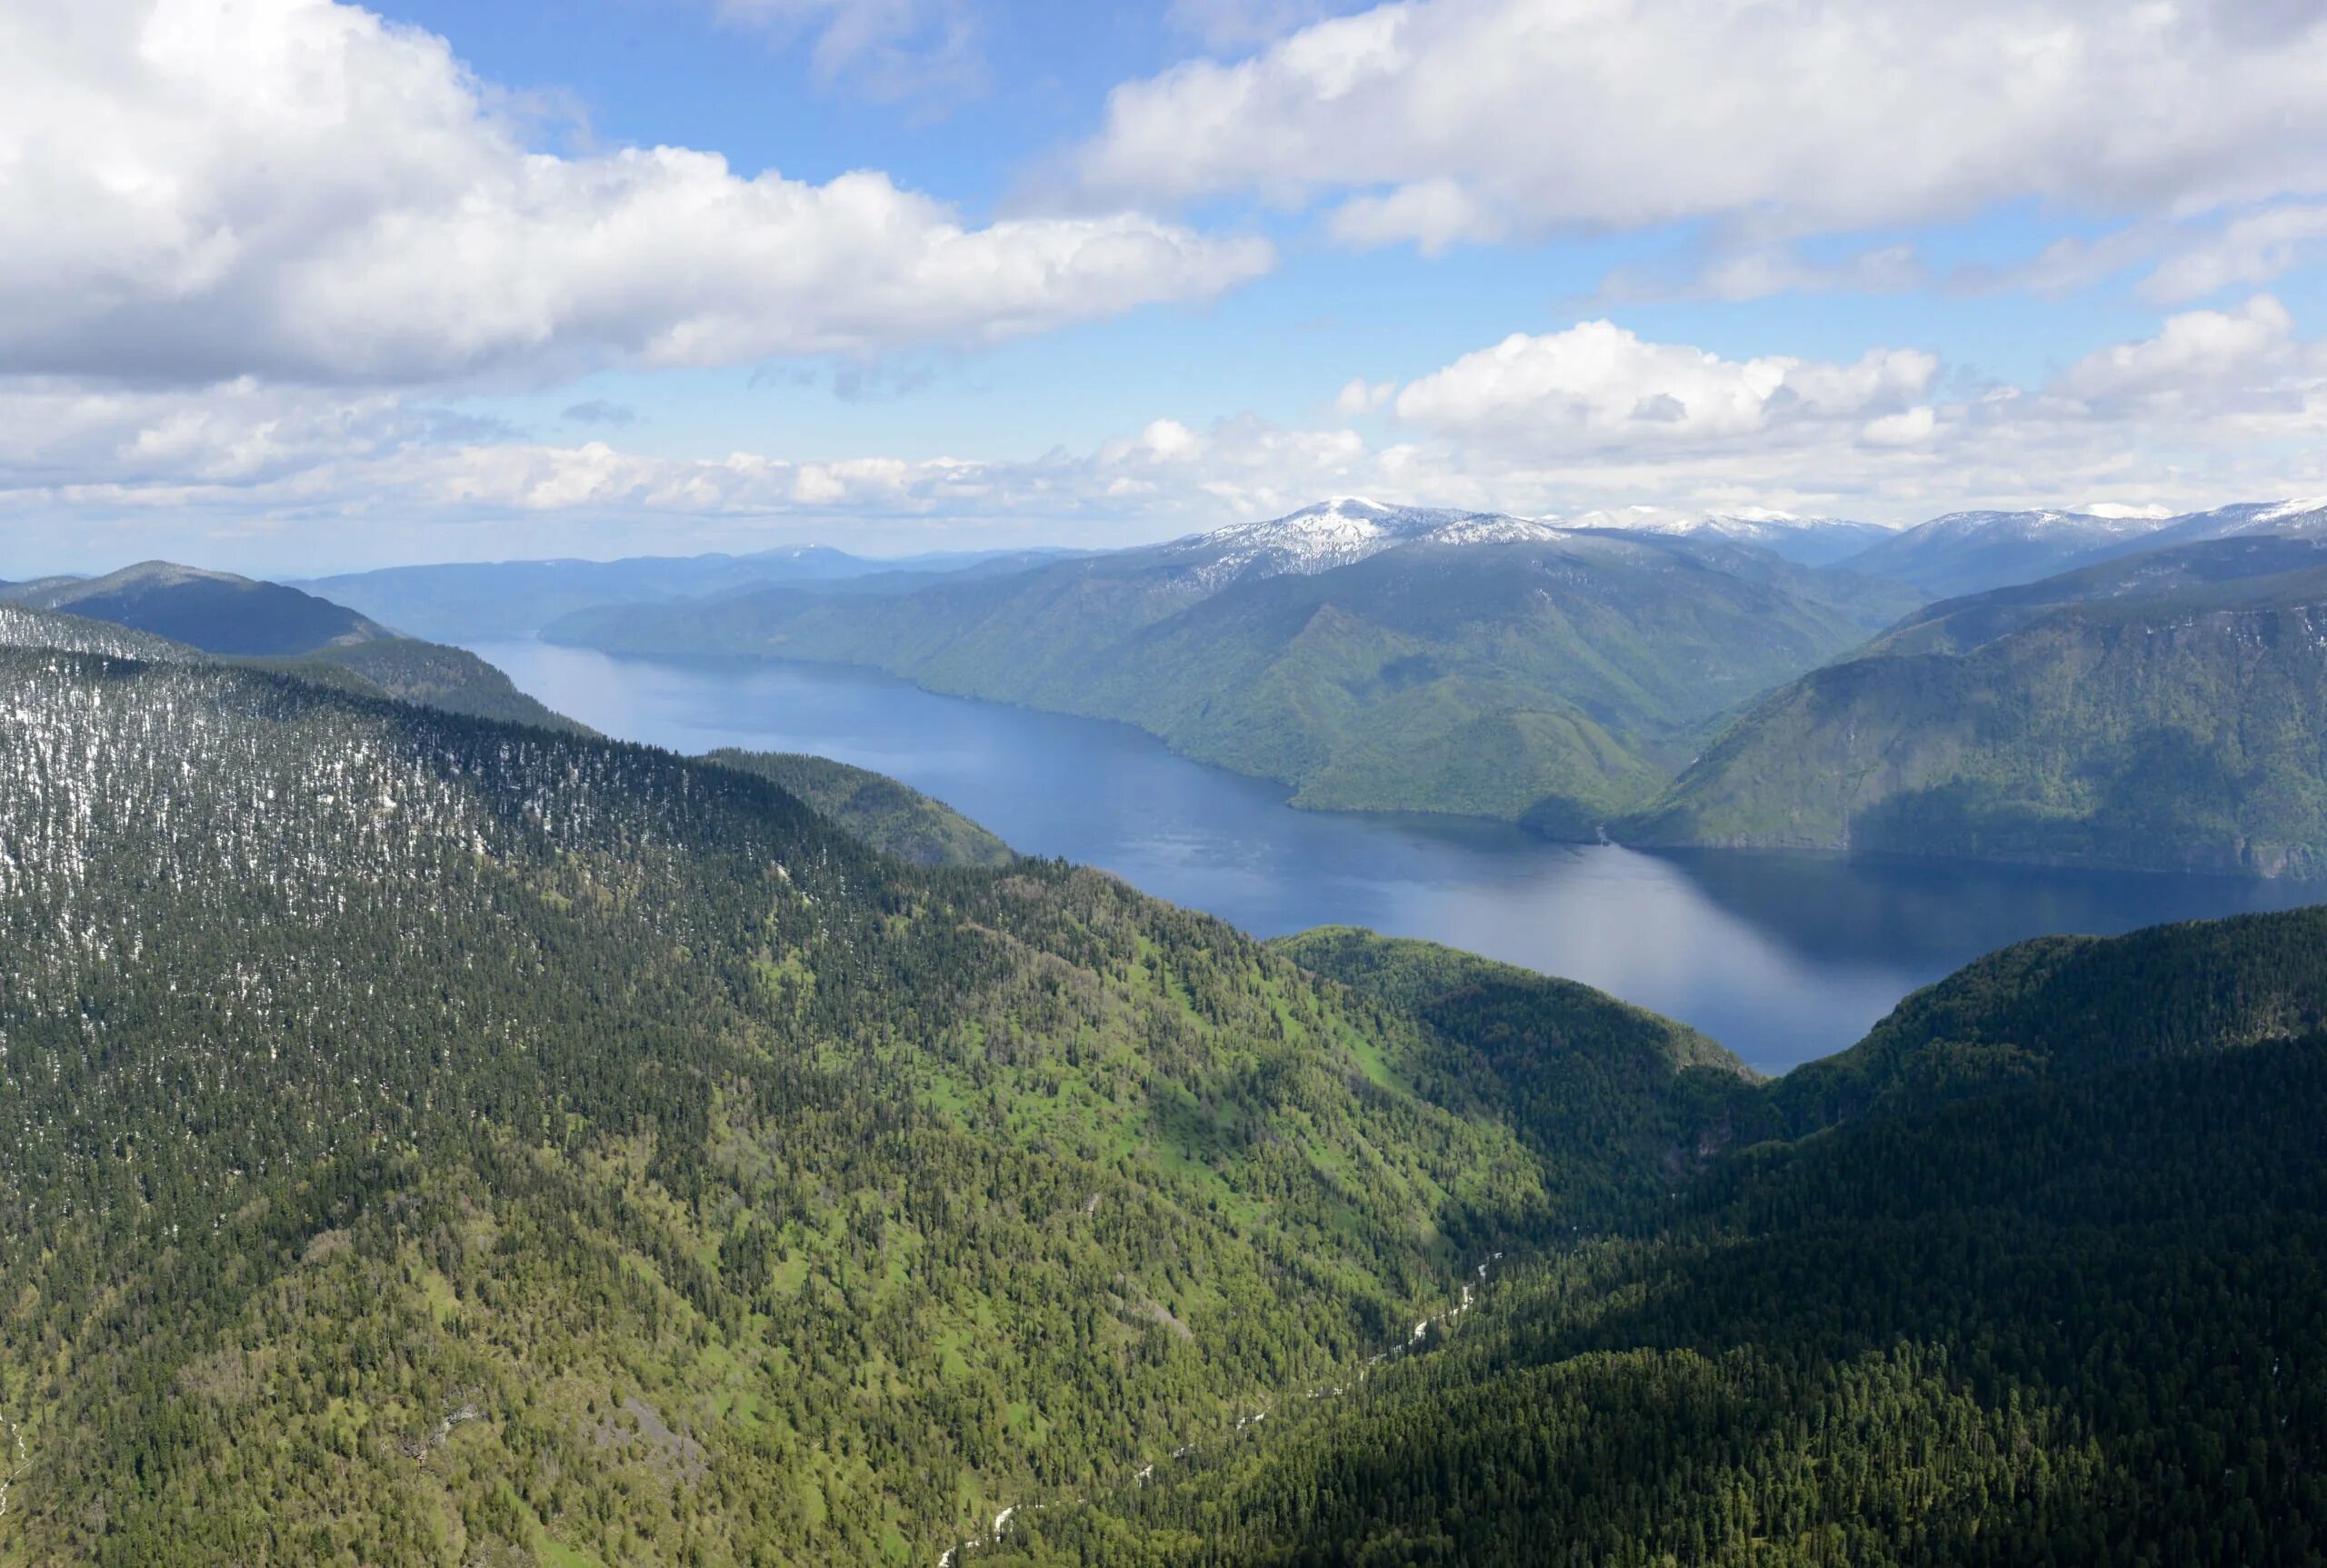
1173,497,1562,585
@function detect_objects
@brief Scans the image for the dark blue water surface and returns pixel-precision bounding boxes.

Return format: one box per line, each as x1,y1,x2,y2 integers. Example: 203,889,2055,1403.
475,640,2327,1075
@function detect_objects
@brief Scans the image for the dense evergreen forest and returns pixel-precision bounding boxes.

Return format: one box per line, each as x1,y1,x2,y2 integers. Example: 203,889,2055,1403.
1626,538,2327,874
707,751,1014,868
3,610,2324,1564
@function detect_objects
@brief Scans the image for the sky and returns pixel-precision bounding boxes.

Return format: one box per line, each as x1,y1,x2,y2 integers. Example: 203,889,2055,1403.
6,0,2327,576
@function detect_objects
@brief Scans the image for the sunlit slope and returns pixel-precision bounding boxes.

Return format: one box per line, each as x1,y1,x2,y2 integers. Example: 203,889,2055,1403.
0,642,1627,1566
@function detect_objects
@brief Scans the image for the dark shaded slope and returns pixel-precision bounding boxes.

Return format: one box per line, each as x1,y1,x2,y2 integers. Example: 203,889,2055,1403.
1623,539,2327,874
708,748,1014,866
2,560,388,654
1001,905,2327,1567
1272,928,1758,1222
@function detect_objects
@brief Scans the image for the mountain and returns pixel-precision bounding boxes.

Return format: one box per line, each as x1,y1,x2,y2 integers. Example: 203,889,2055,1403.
0,559,390,654
9,614,2327,1563
706,749,1014,867
0,589,587,735
0,600,197,662
1836,496,2327,597
2142,494,2327,549
295,545,1086,641
1148,496,1568,585
267,637,595,734
1001,906,2327,1565
1269,928,1757,1221
1836,507,2172,596
1622,535,2327,874
1569,508,1898,566
0,631,1584,1566
551,504,1920,832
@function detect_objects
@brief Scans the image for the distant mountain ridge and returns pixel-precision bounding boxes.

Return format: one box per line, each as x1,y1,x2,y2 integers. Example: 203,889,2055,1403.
1,559,390,655
1837,497,2327,597
1567,508,1897,566
550,504,1918,830
0,566,588,734
298,544,1093,640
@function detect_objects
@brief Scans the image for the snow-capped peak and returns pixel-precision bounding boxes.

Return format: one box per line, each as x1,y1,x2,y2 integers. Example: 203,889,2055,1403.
2260,496,2327,524
1173,499,1562,583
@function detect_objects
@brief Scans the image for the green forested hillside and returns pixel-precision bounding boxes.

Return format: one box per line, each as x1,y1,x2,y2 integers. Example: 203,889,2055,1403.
988,906,2327,1567
0,644,1567,1567
1268,929,1757,1223
0,560,390,654
708,750,1014,866
260,636,595,735
0,566,586,734
553,534,1912,831
8,616,2327,1565
1623,538,2327,874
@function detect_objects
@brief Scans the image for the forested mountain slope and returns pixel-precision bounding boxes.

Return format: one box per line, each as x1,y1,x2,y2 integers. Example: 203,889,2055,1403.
708,749,1014,867
993,905,2327,1566
553,523,1915,830
1269,929,1757,1223
1623,537,2327,874
0,575,586,734
0,641,1606,1567
1833,496,2327,598
1,560,390,654
256,636,594,734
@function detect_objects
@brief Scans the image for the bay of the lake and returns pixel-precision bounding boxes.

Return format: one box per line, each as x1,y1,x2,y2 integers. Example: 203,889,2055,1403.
477,639,2327,1074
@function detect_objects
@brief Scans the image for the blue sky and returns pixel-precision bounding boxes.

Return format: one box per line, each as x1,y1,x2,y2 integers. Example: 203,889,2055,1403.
6,0,2327,575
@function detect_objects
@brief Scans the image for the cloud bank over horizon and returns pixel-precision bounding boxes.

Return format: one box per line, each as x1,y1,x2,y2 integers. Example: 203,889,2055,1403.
5,0,2327,574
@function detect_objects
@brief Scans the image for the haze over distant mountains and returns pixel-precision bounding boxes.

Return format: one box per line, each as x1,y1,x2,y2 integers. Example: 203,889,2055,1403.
299,544,1094,641
25,488,2327,878
547,498,1920,832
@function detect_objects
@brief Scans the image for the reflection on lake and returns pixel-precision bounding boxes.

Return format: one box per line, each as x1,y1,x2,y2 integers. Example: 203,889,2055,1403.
475,639,2327,1074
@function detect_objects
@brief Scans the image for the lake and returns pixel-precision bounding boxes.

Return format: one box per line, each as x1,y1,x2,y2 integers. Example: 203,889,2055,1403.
475,638,2327,1074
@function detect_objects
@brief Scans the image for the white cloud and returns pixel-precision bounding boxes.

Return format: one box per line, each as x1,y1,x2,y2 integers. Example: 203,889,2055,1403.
715,0,984,106
1390,322,1937,447
2139,205,2327,303
1333,378,1396,415
9,306,2327,574
1603,244,1929,305
2052,295,2306,404
0,0,1271,389
1073,0,2327,249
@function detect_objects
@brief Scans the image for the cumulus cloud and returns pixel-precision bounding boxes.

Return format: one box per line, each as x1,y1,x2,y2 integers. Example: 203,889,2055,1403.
0,0,1271,389
2052,295,2308,404
8,305,2327,573
1072,0,2327,249
715,0,985,106
1389,322,1937,448
2139,205,2327,303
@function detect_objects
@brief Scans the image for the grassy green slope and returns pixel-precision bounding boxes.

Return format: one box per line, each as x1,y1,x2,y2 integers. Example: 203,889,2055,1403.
1623,539,2327,874
995,905,2327,1567
554,537,1910,831
1270,928,1759,1223
0,645,1578,1567
707,749,1014,867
